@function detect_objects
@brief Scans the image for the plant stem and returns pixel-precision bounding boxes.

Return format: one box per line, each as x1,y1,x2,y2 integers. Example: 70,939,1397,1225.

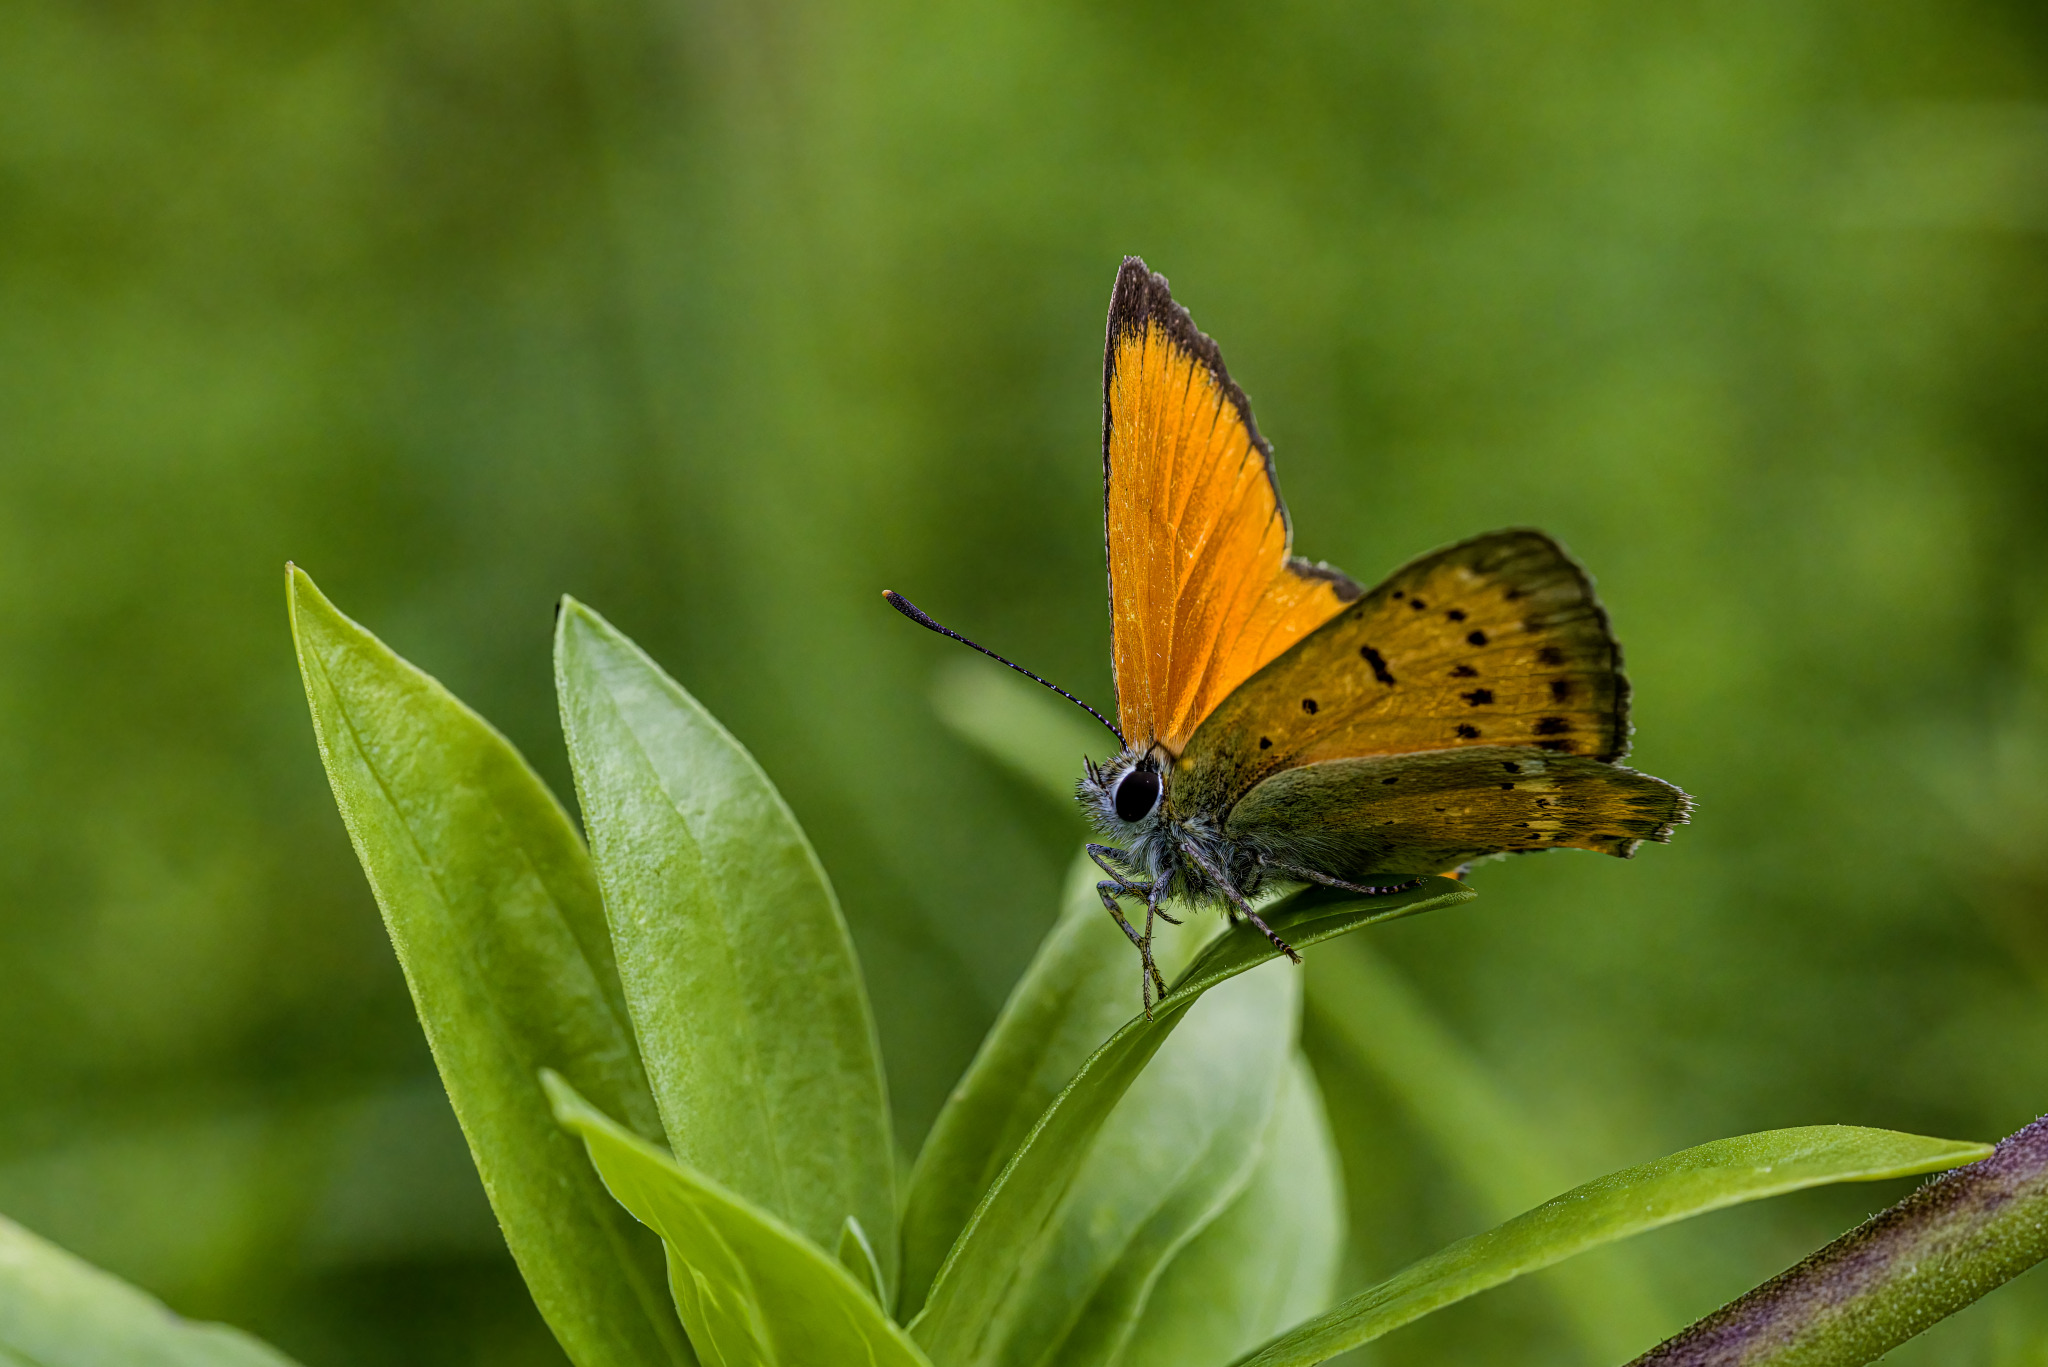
1629,1113,2048,1366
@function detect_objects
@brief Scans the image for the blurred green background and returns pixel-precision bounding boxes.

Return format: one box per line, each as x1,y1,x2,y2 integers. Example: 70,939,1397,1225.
6,0,2048,1362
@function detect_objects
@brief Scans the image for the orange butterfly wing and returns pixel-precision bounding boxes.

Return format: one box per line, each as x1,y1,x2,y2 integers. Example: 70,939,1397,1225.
1104,258,1359,753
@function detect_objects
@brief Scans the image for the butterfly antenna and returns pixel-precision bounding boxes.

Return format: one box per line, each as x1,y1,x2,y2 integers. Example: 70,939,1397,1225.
883,590,1125,746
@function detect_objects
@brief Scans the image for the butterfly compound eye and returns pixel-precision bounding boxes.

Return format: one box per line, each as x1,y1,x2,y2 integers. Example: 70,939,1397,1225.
1113,768,1162,823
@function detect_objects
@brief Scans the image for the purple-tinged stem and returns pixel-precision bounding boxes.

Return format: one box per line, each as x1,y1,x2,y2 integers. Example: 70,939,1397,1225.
1631,1113,2048,1366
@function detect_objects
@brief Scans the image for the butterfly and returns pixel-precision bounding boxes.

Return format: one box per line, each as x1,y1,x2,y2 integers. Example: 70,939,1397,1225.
888,256,1690,1011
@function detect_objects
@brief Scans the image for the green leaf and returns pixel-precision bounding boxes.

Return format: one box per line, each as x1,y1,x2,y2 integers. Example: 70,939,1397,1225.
1119,1055,1346,1367
993,959,1298,1367
908,876,1474,1367
1307,938,1671,1359
545,1072,934,1367
287,568,688,1367
900,853,1168,1317
0,1214,301,1367
553,600,897,1302
1231,1125,1995,1367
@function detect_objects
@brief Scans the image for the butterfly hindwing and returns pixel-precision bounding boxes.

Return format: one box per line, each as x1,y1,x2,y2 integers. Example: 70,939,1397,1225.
1222,746,1690,879
1104,258,1358,753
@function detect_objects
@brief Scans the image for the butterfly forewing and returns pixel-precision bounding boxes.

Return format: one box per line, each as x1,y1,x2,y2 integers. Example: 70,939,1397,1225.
1104,259,1358,753
1177,530,1644,815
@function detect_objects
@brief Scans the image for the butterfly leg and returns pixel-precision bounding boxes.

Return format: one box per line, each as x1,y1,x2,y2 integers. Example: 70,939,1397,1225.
1093,878,1148,950
1179,840,1300,964
1094,882,1169,1015
1086,846,1170,1011
1260,859,1427,898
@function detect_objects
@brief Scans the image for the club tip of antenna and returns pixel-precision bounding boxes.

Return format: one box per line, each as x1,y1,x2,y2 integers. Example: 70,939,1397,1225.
882,590,933,627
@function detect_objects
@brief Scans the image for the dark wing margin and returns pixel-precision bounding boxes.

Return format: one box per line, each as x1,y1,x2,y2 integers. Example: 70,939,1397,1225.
1104,257,1278,532
1099,254,1362,613
1422,529,1633,764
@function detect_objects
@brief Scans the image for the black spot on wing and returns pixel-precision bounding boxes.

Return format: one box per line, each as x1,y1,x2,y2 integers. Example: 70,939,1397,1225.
1359,645,1396,685
1534,717,1571,735
1301,698,1319,714
1467,630,1489,646
1461,689,1494,706
1446,608,1467,621
1538,646,1565,666
1258,736,1271,750
1456,724,1481,739
1550,679,1573,701
1451,664,1478,678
